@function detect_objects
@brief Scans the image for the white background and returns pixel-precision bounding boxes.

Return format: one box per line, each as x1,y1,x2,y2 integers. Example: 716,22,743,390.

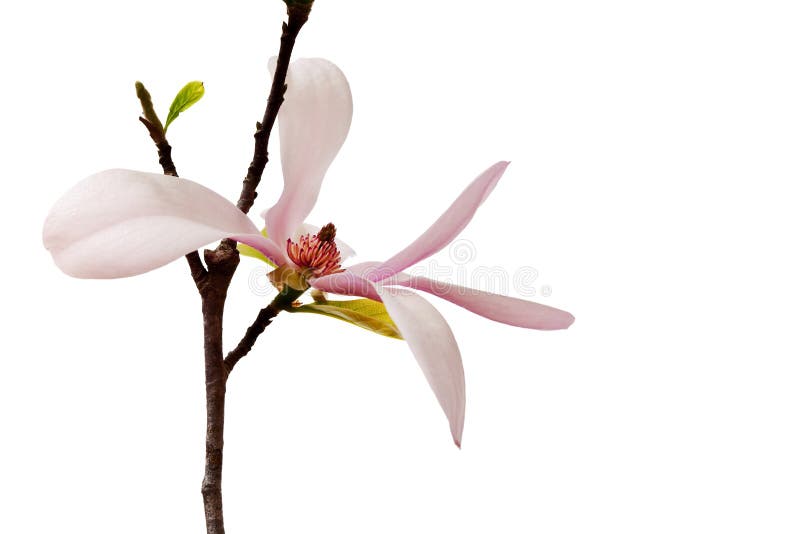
2,1,799,532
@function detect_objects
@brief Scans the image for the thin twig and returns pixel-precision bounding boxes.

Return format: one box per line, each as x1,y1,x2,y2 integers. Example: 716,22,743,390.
136,107,207,286
223,286,304,375
234,4,311,215
224,303,282,374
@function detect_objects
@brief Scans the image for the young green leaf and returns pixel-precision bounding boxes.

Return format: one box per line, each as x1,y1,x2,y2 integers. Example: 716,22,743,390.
291,299,403,340
164,81,205,132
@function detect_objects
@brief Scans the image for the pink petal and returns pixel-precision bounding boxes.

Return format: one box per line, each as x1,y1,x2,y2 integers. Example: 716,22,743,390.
377,286,466,447
366,162,510,282
332,263,574,330
311,272,466,446
388,275,575,330
265,58,353,249
233,234,287,266
311,271,382,301
43,169,267,278
339,261,381,278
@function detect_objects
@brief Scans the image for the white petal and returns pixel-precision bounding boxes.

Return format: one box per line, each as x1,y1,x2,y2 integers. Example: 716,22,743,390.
265,58,353,249
43,169,263,278
377,286,466,447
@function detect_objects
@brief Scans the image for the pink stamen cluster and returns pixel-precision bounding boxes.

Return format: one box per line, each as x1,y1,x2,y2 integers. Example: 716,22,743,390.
286,223,344,278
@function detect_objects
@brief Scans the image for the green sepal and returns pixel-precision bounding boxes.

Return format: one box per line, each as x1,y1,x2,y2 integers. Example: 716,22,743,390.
291,298,403,340
164,81,205,132
237,228,277,267
269,264,310,292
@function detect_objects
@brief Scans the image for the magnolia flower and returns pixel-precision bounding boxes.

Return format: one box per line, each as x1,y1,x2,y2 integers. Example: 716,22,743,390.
43,58,573,447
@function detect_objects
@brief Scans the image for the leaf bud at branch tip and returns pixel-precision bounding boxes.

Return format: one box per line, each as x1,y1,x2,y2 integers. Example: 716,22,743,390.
283,0,313,21
283,0,314,7
135,81,165,142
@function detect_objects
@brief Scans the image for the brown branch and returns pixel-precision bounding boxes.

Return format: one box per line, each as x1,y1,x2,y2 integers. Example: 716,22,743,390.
223,287,304,375
186,249,208,286
198,248,239,534
136,109,206,287
155,140,178,177
223,303,281,374
234,4,311,215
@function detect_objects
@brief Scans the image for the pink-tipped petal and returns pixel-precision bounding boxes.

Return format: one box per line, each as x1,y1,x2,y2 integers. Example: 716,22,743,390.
311,271,382,301
388,275,575,330
265,58,353,248
318,261,380,281
377,286,466,447
43,169,264,278
233,234,287,266
366,162,510,281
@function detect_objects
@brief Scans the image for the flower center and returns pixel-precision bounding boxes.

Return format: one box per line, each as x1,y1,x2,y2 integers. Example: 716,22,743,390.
286,223,344,278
